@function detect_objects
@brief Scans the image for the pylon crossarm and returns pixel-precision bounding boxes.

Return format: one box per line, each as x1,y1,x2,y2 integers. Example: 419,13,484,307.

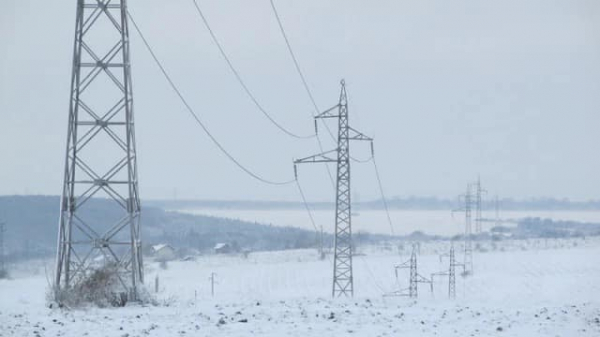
348,127,372,141
315,104,341,119
398,263,410,269
416,274,432,283
294,149,338,164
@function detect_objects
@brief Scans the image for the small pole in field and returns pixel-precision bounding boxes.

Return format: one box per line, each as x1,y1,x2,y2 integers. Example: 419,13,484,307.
209,272,217,297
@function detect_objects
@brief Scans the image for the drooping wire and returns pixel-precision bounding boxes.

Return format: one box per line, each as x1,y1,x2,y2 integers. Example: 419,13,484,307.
190,0,315,140
128,11,295,186
295,178,319,233
373,154,396,236
269,0,320,119
357,254,389,295
350,155,374,164
268,0,337,189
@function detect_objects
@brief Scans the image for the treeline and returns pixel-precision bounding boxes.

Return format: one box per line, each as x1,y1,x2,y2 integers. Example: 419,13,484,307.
0,196,394,262
147,196,600,211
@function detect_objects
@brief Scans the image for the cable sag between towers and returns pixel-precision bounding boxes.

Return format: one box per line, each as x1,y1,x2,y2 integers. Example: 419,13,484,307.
128,11,295,186
190,0,315,140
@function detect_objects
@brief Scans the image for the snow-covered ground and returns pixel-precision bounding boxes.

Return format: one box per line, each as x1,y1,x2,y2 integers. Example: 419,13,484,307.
1,238,600,336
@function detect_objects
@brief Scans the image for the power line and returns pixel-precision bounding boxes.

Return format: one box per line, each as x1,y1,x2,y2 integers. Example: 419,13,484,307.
271,0,338,141
372,155,396,236
350,155,373,164
295,178,319,233
190,0,314,140
128,11,295,186
269,0,320,118
269,0,337,189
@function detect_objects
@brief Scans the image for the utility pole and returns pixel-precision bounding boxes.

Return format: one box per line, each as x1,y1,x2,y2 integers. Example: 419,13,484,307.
294,80,373,297
319,225,325,260
209,272,216,297
54,0,143,301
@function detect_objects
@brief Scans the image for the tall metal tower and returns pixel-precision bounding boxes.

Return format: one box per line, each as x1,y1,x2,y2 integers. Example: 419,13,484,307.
408,246,418,298
448,243,456,298
294,80,372,297
54,0,143,300
463,184,474,275
474,177,486,234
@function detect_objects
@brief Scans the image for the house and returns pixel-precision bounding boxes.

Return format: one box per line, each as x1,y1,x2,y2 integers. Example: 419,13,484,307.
152,244,176,261
214,243,232,254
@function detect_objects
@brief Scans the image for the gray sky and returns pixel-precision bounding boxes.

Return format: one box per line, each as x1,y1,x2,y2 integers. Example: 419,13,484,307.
1,0,599,201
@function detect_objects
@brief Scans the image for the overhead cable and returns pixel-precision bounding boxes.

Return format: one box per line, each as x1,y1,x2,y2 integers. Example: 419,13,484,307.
191,0,315,140
128,11,295,186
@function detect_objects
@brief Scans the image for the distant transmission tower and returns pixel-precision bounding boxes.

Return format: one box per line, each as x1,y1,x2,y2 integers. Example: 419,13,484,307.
295,80,372,297
54,0,143,300
474,176,486,234
463,184,474,275
389,244,432,298
408,245,418,298
448,243,456,298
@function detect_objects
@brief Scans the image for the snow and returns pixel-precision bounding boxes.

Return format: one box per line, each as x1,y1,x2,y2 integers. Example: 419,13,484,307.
1,238,600,336
151,244,171,252
214,243,228,250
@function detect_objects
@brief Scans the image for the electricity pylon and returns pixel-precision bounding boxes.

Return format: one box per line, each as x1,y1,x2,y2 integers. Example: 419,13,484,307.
408,246,418,298
54,0,143,300
390,244,432,298
474,176,486,234
294,80,372,297
456,184,475,276
448,243,456,298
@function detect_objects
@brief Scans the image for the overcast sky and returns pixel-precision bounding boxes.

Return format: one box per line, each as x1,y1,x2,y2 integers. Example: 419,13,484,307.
1,0,599,201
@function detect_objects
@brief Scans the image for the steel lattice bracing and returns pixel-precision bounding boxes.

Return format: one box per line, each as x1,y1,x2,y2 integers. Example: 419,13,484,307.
409,247,418,298
449,244,456,298
54,0,143,300
331,81,353,297
294,80,372,297
463,184,474,275
474,177,486,234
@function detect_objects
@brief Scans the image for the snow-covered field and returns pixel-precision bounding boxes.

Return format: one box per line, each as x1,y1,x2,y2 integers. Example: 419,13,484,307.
2,238,600,336
177,208,600,236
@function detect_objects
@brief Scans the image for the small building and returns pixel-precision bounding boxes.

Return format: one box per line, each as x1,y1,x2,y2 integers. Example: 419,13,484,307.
152,244,176,261
214,243,232,254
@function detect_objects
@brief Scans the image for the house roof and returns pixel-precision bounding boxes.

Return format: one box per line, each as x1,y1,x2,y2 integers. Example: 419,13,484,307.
152,244,172,252
214,243,229,250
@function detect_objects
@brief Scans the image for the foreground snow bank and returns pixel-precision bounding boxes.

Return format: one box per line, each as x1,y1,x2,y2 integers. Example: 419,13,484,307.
1,238,600,336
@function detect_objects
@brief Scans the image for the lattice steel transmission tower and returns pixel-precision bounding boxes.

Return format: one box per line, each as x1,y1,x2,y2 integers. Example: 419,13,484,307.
54,0,143,300
463,184,474,275
448,243,456,298
294,80,372,297
474,176,486,234
408,246,418,298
